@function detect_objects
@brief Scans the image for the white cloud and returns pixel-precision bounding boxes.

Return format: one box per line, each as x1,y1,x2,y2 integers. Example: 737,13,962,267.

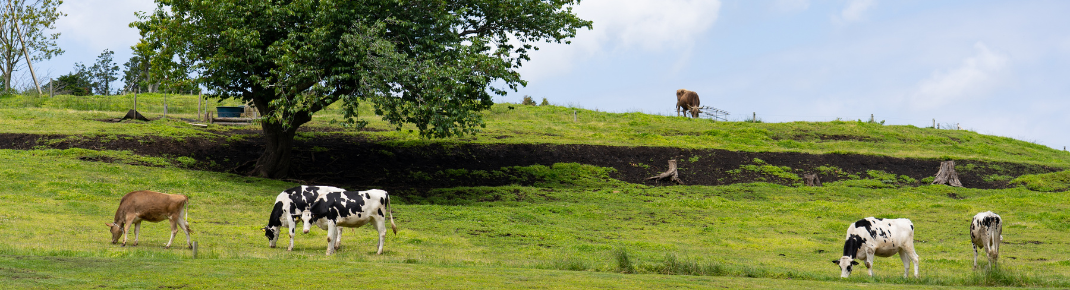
518,0,722,81
910,42,1010,109
55,0,156,53
772,0,810,13
839,0,876,23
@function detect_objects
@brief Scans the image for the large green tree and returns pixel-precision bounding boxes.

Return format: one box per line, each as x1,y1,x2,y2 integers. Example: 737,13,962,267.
135,0,590,178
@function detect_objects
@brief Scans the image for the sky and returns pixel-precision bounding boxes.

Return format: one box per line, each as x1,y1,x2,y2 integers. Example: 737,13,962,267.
32,0,1070,150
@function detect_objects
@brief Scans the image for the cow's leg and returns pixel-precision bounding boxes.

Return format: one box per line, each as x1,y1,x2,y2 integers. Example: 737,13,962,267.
375,217,387,255
973,244,979,270
335,228,343,250
179,215,192,249
326,221,338,255
900,250,911,278
286,216,297,251
165,217,178,248
865,254,875,277
120,221,132,247
984,247,992,271
910,248,920,278
133,221,142,246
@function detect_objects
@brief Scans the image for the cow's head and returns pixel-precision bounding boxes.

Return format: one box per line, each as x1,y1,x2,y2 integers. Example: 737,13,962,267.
832,256,859,278
263,226,279,248
104,222,123,244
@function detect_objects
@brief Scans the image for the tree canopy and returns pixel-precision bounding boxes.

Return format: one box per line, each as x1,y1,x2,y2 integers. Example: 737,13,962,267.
135,0,591,178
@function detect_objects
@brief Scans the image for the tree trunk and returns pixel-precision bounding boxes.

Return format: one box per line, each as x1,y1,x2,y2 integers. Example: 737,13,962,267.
804,173,822,187
645,159,683,185
248,95,313,179
932,160,962,187
250,121,299,178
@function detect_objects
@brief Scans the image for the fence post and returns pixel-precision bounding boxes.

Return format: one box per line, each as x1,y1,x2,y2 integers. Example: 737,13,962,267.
198,92,202,121
752,112,756,123
134,89,138,112
164,93,168,116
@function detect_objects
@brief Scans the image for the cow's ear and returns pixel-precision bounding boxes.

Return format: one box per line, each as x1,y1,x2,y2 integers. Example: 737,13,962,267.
105,223,114,227
851,261,859,265
831,260,839,264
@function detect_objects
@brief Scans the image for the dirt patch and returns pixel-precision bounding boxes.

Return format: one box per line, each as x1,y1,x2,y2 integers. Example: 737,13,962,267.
0,133,1059,193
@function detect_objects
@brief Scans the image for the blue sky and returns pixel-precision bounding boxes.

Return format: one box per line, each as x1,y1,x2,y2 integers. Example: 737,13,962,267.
34,0,1070,149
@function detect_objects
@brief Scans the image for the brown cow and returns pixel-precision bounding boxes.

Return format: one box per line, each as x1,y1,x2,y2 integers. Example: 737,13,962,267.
676,89,701,118
105,190,192,249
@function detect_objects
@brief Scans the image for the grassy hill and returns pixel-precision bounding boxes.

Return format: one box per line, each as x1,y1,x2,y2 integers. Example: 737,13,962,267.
0,93,1068,288
2,93,1068,167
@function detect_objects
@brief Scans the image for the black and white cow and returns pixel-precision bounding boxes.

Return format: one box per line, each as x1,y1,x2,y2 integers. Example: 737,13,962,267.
308,189,397,255
971,211,1003,270
263,185,346,250
833,217,920,278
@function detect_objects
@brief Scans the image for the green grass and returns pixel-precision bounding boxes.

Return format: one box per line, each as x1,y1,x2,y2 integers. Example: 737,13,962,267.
1,149,1068,288
1010,170,1070,192
1,94,1067,168
2,93,1069,288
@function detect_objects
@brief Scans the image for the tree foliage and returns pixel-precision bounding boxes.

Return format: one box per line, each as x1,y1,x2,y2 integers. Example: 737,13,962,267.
135,0,590,178
0,0,63,92
89,49,119,95
52,62,90,96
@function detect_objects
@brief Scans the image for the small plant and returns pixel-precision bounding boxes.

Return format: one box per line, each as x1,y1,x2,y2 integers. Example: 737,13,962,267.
983,174,1012,183
615,248,635,274
688,155,700,163
540,98,549,106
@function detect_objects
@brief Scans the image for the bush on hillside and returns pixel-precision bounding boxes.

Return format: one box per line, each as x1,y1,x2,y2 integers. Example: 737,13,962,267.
1010,170,1070,192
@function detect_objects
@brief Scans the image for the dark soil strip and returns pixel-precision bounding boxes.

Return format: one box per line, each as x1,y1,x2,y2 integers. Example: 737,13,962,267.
0,133,1058,191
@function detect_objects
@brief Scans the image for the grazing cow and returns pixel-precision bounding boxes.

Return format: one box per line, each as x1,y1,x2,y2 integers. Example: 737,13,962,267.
263,185,346,250
833,217,919,278
675,89,701,118
971,211,1003,270
105,190,192,249
308,189,397,255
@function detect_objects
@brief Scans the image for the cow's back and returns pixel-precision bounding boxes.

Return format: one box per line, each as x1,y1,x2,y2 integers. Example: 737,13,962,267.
971,212,1002,247
115,191,187,223
846,217,914,257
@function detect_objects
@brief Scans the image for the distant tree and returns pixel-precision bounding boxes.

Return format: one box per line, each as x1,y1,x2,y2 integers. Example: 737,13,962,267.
53,62,91,96
120,51,147,93
0,0,64,92
134,1,591,178
89,49,119,95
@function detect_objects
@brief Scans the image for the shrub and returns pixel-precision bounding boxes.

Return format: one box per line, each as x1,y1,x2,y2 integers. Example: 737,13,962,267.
1011,170,1070,192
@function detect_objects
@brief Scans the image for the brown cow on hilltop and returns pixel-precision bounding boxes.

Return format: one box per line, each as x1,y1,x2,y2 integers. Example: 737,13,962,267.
105,190,192,249
676,89,701,118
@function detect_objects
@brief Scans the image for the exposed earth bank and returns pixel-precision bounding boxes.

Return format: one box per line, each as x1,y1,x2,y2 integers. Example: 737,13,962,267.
0,132,1058,193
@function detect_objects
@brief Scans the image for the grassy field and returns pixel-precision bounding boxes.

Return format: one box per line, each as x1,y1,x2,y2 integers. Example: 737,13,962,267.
1,93,1069,288
0,149,1068,288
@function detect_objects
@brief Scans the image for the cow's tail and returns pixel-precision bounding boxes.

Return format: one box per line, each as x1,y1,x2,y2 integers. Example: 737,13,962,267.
386,191,397,235
183,195,193,234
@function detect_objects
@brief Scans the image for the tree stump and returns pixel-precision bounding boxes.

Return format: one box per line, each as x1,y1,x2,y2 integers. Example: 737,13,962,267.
804,173,822,187
932,160,962,187
645,159,684,185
